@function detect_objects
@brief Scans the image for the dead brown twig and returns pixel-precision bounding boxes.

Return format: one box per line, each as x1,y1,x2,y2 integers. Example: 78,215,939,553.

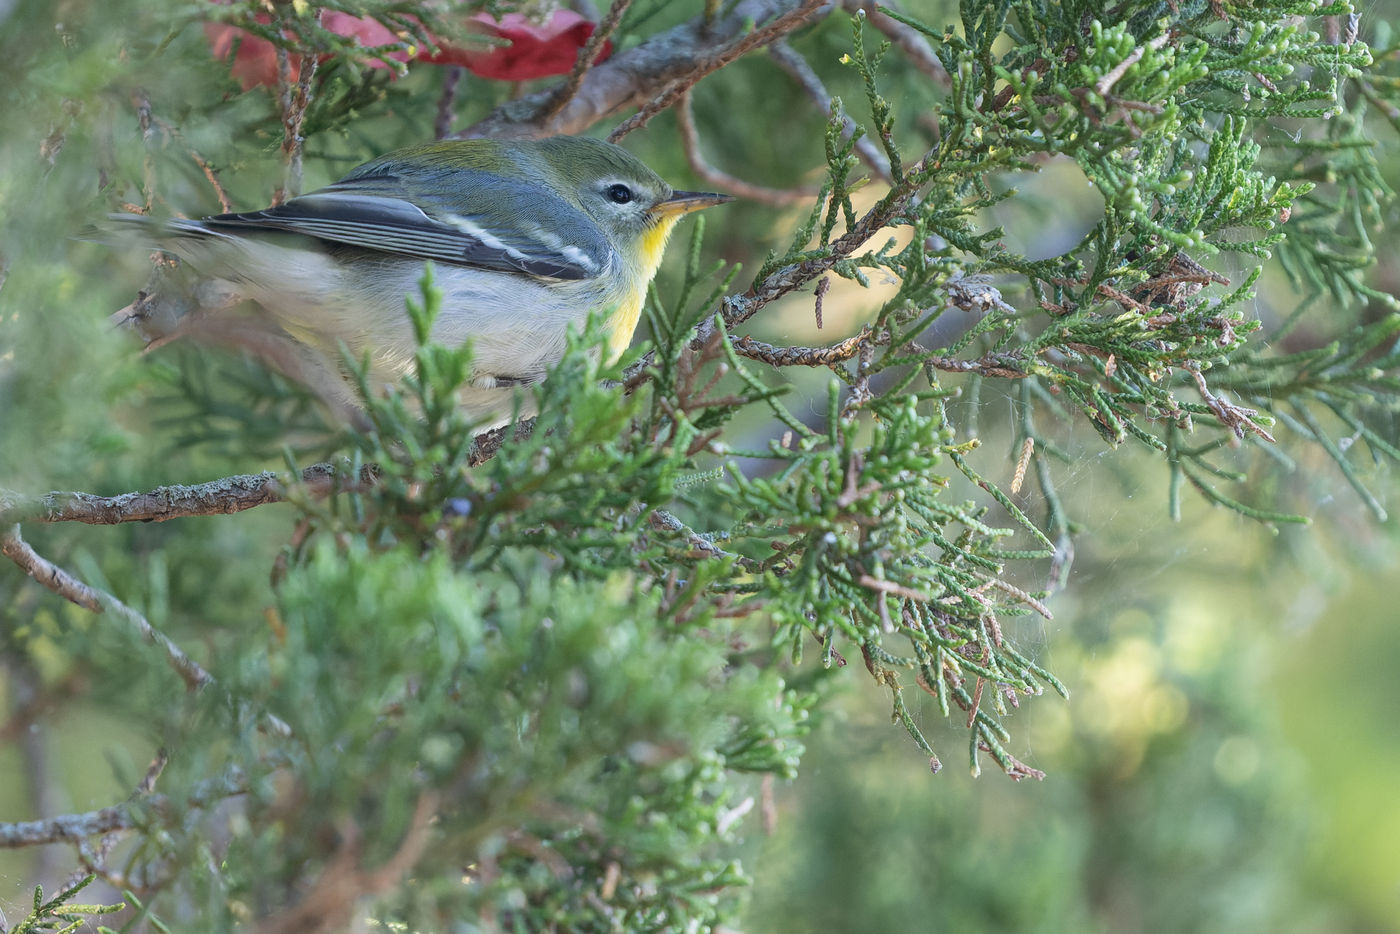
1,525,214,690
1189,364,1276,443
768,39,894,185
608,0,827,142
676,91,820,205
538,0,634,122
464,0,832,139
254,791,440,934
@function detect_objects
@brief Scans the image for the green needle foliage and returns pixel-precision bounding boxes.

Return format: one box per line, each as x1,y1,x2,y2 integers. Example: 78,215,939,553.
2,0,1399,930
9,877,122,934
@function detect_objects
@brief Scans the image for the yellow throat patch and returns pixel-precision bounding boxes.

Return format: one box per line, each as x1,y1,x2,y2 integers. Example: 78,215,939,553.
606,214,684,361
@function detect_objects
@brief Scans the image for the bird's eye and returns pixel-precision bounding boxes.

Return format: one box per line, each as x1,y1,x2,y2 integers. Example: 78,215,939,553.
605,183,634,205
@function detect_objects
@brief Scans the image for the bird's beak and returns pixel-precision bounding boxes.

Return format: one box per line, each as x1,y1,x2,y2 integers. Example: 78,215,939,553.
650,191,735,219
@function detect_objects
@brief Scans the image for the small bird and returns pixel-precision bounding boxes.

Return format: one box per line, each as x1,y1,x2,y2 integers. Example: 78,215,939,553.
108,135,732,427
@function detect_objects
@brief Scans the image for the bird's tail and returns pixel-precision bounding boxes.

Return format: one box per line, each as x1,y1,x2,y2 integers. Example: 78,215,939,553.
85,213,225,250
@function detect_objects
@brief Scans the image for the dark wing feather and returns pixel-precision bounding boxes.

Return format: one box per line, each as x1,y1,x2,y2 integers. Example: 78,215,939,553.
202,172,606,281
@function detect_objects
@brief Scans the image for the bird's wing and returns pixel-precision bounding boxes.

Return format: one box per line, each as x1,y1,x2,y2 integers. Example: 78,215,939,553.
200,170,609,281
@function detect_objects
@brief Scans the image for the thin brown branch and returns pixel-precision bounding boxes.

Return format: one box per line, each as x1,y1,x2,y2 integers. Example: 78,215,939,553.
977,741,1046,781
1190,364,1277,443
539,0,634,122
254,791,440,934
1,525,214,690
465,0,831,139
857,573,927,602
609,0,827,141
1094,33,1169,97
2,526,98,612
153,117,232,213
972,571,1053,620
706,151,934,334
275,44,316,204
0,801,138,848
434,65,464,139
676,91,819,205
768,39,894,185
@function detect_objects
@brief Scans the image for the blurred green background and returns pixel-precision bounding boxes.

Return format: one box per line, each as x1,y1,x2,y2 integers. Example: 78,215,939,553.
743,465,1400,933
1,0,1398,931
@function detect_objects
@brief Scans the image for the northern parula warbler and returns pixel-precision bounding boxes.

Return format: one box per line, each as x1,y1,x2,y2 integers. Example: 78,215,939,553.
109,135,731,426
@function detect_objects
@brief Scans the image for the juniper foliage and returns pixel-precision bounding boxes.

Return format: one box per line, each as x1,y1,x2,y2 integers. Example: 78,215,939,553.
1,0,1398,931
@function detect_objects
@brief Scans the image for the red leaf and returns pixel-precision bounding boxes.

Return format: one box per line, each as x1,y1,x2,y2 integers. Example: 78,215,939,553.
320,12,412,68
423,10,608,81
205,8,413,90
204,20,292,91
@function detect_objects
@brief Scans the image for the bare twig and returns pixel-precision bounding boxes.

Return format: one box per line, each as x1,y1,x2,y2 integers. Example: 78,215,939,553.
609,0,827,141
538,0,634,122
0,800,139,848
925,352,1029,379
768,39,894,184
972,571,1053,620
1094,33,1169,97
703,150,935,336
1189,364,1276,443
464,0,831,139
434,65,464,139
2,525,95,613
676,91,820,205
977,740,1045,781
152,117,232,213
274,44,317,203
1,525,214,690
254,791,440,934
